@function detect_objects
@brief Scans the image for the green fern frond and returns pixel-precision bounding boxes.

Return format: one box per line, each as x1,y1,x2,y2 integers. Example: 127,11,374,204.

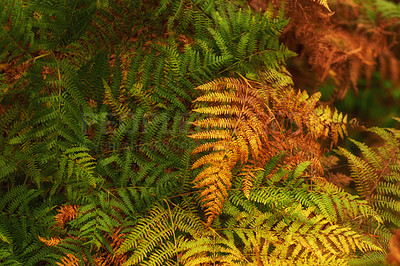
375,0,400,22
338,120,400,247
59,146,97,187
0,186,57,265
0,0,35,63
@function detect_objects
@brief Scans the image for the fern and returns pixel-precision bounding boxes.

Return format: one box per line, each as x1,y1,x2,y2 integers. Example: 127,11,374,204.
1,0,398,265
338,119,400,247
117,201,204,266
0,0,35,64
0,186,62,265
190,76,350,225
59,146,98,188
179,161,383,265
376,0,400,22
311,0,332,12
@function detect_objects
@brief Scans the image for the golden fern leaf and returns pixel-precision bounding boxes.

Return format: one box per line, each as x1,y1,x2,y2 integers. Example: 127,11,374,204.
190,77,271,225
38,235,62,246
56,253,80,266
54,205,79,228
240,165,263,198
103,79,132,120
311,0,332,12
190,75,350,225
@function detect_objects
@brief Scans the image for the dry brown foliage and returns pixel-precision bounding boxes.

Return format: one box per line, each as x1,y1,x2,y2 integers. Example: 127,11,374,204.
388,230,400,265
248,0,400,102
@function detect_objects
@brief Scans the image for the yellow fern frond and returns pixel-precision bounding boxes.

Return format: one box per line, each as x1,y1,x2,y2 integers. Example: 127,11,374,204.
190,130,233,141
190,75,350,225
192,105,242,116
240,165,263,198
190,77,271,225
103,79,132,120
192,151,232,170
311,0,332,12
191,117,238,129
194,77,240,91
191,140,231,154
193,91,241,104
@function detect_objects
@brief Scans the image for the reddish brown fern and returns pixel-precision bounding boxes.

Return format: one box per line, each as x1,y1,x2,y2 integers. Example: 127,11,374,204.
252,0,400,101
45,204,128,265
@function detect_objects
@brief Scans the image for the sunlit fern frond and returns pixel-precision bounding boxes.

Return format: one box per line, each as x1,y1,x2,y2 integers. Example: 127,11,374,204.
38,236,62,247
54,205,80,228
55,253,80,266
181,203,382,265
190,76,351,225
190,77,272,225
215,163,384,265
311,0,332,12
117,202,204,265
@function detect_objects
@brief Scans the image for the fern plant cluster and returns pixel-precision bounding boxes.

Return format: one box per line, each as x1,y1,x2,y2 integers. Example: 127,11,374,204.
1,0,400,265
263,0,400,102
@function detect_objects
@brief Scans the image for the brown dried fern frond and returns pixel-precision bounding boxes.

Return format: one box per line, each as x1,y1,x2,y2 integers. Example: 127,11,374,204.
274,0,400,100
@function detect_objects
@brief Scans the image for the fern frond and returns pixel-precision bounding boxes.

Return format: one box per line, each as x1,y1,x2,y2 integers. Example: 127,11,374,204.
38,236,62,246
54,205,80,228
338,120,400,246
311,0,332,12
0,185,57,265
56,253,80,266
117,202,204,265
59,146,97,187
190,77,271,225
190,75,351,225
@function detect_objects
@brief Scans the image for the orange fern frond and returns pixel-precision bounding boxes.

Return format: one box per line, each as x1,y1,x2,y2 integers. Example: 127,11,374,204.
54,205,79,228
93,227,128,265
190,77,270,225
56,253,80,266
38,235,62,246
190,76,350,225
240,164,263,198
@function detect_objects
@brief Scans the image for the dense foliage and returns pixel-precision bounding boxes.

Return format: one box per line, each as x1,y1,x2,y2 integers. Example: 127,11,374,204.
1,0,400,265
